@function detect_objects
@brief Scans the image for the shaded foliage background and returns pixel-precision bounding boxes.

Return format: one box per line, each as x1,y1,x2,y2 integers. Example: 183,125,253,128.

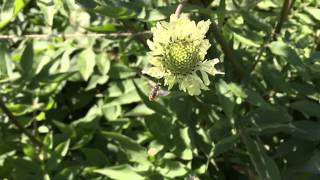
0,0,320,179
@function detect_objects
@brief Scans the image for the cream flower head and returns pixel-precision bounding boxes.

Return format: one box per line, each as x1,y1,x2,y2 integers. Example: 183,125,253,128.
143,13,223,96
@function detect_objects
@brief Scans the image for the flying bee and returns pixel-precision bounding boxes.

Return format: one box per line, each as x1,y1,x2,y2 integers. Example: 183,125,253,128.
148,82,170,101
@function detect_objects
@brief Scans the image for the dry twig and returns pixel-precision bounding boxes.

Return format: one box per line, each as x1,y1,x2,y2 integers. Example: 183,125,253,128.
0,31,151,40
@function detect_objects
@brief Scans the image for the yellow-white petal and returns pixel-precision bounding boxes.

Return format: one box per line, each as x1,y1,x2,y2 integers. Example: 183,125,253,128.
142,67,165,79
199,59,223,76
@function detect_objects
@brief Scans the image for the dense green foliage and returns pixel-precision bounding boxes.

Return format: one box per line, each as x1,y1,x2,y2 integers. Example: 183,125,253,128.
0,0,320,179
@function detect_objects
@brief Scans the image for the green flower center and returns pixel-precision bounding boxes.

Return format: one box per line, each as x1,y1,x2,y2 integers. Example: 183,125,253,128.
163,40,200,75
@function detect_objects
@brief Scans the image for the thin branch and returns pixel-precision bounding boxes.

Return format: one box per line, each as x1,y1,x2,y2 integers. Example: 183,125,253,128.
175,0,188,17
0,31,151,40
273,0,294,38
247,35,273,77
248,0,295,76
0,98,42,147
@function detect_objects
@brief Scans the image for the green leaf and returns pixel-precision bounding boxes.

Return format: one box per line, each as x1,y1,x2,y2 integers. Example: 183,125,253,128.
84,24,118,32
145,114,174,145
159,160,188,178
304,7,320,21
125,104,154,116
20,41,35,79
233,32,260,47
0,0,27,29
0,42,13,78
245,89,273,109
101,131,149,165
96,53,110,75
137,8,167,22
293,151,320,174
240,10,272,33
214,135,239,157
245,107,292,125
261,63,292,93
172,127,193,160
86,75,109,90
81,148,109,166
268,41,306,73
242,134,281,180
106,79,146,105
94,5,136,19
46,139,71,171
37,0,57,27
290,100,320,118
93,164,145,180
247,123,296,135
77,48,96,81
291,121,320,141
101,103,121,121
231,27,263,47
75,0,97,9
216,80,235,119
109,62,137,80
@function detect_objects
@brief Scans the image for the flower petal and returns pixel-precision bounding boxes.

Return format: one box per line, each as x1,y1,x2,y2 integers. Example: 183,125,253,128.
199,59,224,76
164,73,176,89
200,71,210,86
149,57,162,66
142,67,165,79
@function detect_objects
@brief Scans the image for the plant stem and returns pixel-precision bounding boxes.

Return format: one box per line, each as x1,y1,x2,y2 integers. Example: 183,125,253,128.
247,0,295,77
0,98,42,147
274,0,295,39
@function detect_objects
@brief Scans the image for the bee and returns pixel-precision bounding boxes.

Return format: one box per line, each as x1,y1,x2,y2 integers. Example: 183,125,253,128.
148,82,170,101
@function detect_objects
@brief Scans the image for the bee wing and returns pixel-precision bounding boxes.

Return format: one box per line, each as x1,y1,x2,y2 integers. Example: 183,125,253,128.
158,88,170,96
